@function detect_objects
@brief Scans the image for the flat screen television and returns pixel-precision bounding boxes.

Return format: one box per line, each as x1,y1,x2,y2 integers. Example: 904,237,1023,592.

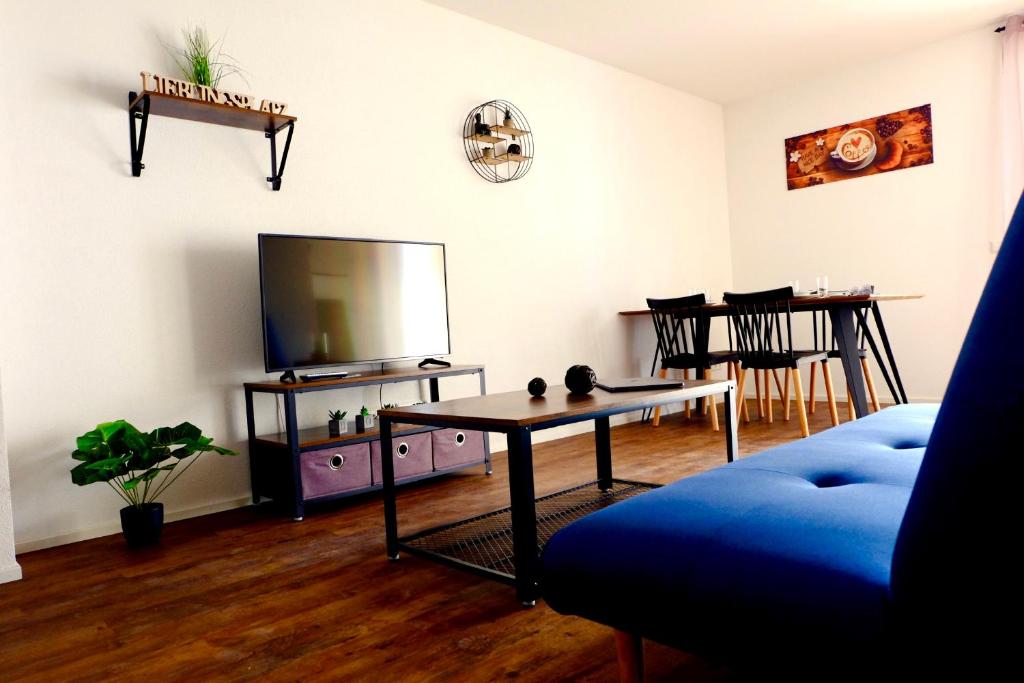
258,234,451,372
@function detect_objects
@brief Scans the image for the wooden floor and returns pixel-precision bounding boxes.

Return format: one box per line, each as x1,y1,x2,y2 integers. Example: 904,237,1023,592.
0,399,858,682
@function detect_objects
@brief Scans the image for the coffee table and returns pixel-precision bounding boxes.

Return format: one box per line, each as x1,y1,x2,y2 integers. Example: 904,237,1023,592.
378,378,738,605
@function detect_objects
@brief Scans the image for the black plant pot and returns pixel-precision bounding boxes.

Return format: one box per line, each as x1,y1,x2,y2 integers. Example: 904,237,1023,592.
120,503,164,547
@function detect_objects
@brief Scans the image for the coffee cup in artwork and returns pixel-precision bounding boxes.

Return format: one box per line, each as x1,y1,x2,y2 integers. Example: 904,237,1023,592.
830,128,876,171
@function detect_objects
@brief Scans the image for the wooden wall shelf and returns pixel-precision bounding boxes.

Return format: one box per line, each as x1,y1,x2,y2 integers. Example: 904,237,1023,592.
489,124,530,138
127,90,297,191
465,133,504,144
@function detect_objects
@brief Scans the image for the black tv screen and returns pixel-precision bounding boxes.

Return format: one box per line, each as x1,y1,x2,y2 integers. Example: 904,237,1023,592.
258,235,451,372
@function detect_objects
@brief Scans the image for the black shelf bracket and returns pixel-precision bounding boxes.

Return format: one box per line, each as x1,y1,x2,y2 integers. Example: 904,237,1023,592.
266,121,294,191
128,91,150,178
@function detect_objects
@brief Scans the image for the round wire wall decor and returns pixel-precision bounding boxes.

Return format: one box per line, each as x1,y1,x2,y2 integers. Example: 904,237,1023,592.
463,100,533,183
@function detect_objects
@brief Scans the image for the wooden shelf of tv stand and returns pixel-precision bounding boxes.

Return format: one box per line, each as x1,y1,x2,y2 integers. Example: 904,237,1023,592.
244,364,485,393
255,423,441,452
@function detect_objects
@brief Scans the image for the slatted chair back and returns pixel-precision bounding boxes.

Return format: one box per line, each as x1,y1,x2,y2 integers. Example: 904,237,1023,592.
646,294,710,368
722,286,796,367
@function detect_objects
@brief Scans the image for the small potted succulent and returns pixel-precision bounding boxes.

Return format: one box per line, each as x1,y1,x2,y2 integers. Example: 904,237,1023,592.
328,409,347,437
70,420,236,547
355,406,375,433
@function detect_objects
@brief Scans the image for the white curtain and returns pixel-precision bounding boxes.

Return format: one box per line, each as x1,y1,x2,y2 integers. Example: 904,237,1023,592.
998,16,1024,251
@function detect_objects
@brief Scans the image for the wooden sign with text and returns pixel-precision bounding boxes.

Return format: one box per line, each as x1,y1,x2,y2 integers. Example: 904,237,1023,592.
140,72,288,115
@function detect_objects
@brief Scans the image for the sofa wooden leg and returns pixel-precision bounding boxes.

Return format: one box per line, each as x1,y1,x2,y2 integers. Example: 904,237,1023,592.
792,367,810,437
652,368,667,427
821,361,840,427
614,630,644,683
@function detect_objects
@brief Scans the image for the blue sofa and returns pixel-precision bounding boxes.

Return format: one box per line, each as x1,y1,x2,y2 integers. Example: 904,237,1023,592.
543,197,1024,678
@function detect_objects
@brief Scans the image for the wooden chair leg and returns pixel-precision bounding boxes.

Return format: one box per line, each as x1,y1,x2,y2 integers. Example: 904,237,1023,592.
861,357,881,412
683,368,691,419
821,361,840,427
614,630,644,683
807,360,817,415
764,369,774,423
736,367,750,424
704,368,719,432
783,368,792,421
652,368,667,427
753,369,764,418
771,369,785,398
792,366,810,438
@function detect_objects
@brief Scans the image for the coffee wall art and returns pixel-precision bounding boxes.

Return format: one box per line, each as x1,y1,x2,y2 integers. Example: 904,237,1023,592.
784,104,933,190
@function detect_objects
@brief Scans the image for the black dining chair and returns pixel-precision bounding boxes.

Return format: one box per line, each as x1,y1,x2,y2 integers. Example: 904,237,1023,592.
723,286,839,437
809,310,882,420
647,294,743,431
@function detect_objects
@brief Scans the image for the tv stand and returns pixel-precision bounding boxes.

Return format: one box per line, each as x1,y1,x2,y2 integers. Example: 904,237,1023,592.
418,357,452,369
243,364,489,520
279,370,297,384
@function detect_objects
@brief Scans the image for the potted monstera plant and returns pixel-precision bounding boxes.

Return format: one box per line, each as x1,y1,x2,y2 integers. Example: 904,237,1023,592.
70,420,236,546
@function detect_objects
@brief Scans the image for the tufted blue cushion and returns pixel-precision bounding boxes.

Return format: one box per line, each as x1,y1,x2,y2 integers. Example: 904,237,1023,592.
542,404,937,666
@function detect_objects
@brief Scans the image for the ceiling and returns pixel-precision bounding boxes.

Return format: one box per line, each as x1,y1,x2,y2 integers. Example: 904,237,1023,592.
426,0,1019,103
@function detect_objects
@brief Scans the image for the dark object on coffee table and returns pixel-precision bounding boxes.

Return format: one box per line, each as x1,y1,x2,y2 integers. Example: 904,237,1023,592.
528,377,547,397
565,365,597,395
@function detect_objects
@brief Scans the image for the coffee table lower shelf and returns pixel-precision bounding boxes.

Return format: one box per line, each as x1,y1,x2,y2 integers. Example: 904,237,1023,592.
398,479,660,585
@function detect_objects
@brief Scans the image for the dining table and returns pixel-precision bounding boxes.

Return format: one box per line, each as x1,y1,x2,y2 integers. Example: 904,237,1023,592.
618,294,922,419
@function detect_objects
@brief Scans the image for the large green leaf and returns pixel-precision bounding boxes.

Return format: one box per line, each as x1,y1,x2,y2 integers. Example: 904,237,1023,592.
70,419,236,494
123,466,172,490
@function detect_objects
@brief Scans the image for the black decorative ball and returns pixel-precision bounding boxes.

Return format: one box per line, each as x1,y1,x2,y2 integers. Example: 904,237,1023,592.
565,365,597,395
527,377,547,397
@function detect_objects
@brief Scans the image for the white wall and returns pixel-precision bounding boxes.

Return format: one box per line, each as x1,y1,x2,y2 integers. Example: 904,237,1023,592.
0,370,22,583
0,0,733,551
724,27,1002,402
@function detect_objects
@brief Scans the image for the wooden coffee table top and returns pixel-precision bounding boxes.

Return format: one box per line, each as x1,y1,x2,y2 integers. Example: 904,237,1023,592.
378,379,732,430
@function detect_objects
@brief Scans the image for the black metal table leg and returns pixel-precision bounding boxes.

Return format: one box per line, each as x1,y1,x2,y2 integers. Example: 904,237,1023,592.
830,305,870,419
723,383,738,463
479,371,492,475
506,426,538,606
428,377,440,403
380,417,400,560
871,302,909,403
283,392,304,520
854,306,901,405
244,388,259,504
642,344,662,423
595,416,612,490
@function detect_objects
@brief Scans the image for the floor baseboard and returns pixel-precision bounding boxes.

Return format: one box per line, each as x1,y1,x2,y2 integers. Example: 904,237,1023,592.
15,496,252,555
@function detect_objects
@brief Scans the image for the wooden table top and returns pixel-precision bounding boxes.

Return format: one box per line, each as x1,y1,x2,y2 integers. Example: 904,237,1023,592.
617,293,923,316
378,379,732,430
